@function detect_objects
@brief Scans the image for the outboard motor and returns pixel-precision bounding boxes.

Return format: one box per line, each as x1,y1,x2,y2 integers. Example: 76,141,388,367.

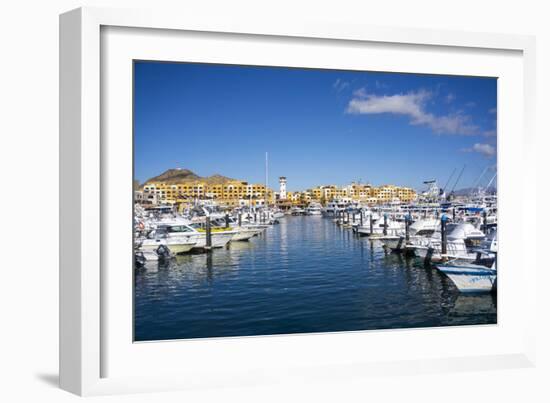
134,251,146,268
155,244,173,264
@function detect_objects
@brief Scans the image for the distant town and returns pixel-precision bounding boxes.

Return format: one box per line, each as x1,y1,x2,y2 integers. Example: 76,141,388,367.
134,168,417,209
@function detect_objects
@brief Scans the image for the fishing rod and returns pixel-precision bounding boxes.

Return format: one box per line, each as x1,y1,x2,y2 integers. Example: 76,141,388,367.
485,172,497,192
470,166,488,196
442,168,457,195
450,165,466,194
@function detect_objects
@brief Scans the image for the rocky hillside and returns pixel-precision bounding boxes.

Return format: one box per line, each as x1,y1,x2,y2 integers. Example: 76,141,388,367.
144,168,237,185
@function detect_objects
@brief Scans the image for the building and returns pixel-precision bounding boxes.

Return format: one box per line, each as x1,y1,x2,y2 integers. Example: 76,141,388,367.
307,182,416,204
141,180,275,207
139,171,417,207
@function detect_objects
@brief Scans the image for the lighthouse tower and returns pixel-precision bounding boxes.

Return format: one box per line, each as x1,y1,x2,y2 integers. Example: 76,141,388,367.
279,177,287,200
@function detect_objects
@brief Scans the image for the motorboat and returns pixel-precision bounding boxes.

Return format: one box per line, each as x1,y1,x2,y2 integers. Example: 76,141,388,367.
356,215,402,237
436,260,496,293
405,222,485,262
305,202,323,216
382,217,438,251
140,224,199,254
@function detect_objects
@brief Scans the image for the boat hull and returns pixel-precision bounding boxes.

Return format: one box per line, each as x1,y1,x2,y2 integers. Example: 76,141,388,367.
231,228,260,241
193,232,235,249
141,239,195,254
436,265,496,293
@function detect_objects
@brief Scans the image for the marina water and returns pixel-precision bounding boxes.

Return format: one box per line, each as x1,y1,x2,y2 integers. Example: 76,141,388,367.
134,215,496,341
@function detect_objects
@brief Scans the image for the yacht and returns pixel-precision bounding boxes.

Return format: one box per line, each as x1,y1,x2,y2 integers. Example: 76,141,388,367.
305,202,323,216
356,215,402,237
143,222,236,251
322,199,351,216
382,217,438,250
406,222,485,262
140,224,199,254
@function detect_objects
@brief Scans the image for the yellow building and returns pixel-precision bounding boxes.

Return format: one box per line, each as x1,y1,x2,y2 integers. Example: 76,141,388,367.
307,183,416,204
141,177,416,207
142,180,274,206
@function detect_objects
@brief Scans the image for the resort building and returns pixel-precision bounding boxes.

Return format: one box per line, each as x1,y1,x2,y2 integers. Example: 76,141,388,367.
139,172,417,207
142,180,274,207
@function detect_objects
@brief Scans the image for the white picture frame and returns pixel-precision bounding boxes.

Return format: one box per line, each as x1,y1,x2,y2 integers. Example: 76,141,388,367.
60,6,537,396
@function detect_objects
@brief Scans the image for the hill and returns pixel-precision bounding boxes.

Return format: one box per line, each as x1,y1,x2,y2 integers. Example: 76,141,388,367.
452,186,497,196
144,168,237,185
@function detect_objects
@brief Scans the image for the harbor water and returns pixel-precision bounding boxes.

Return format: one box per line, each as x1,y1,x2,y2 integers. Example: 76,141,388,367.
134,216,496,341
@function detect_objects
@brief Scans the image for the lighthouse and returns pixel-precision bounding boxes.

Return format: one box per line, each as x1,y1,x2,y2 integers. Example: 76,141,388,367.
279,177,287,200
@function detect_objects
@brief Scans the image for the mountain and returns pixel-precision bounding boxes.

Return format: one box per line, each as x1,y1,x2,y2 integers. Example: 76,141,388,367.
144,168,237,185
451,186,497,196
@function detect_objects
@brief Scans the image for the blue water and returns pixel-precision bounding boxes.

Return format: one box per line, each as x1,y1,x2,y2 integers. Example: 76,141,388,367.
134,216,496,341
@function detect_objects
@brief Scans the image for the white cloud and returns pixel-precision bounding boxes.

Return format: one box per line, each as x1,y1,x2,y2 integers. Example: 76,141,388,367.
461,143,496,158
489,107,497,114
445,93,456,103
482,129,497,137
353,87,367,97
333,78,350,92
346,90,479,135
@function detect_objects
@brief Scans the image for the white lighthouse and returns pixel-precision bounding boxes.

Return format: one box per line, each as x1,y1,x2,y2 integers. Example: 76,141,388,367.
279,176,287,200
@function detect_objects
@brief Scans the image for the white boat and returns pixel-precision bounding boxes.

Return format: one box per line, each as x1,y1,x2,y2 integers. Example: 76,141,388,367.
143,222,235,251
412,238,476,262
230,226,263,241
436,260,496,293
356,215,402,237
406,222,486,262
305,202,323,215
321,199,352,216
382,218,438,251
290,206,306,216
140,224,199,254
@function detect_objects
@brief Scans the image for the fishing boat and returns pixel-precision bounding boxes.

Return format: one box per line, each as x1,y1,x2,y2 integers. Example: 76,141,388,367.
405,222,485,262
356,215,402,237
382,217,438,250
436,260,496,293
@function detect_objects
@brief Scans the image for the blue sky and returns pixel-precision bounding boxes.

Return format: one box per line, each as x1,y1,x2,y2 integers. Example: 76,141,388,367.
134,61,497,192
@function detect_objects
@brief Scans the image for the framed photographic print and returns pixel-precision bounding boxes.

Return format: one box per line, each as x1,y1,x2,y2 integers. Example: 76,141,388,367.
60,7,537,396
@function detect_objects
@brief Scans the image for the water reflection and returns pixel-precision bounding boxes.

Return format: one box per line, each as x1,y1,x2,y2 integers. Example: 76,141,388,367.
135,216,496,341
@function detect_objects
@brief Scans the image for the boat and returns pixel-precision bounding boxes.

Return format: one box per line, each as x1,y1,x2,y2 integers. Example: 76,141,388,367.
140,224,199,254
436,260,496,293
405,222,486,262
356,215,402,237
142,222,235,252
305,202,323,216
290,206,306,216
382,217,438,251
321,198,355,217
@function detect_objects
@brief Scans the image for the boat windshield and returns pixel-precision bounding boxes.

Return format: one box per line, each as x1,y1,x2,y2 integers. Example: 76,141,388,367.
164,225,194,233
